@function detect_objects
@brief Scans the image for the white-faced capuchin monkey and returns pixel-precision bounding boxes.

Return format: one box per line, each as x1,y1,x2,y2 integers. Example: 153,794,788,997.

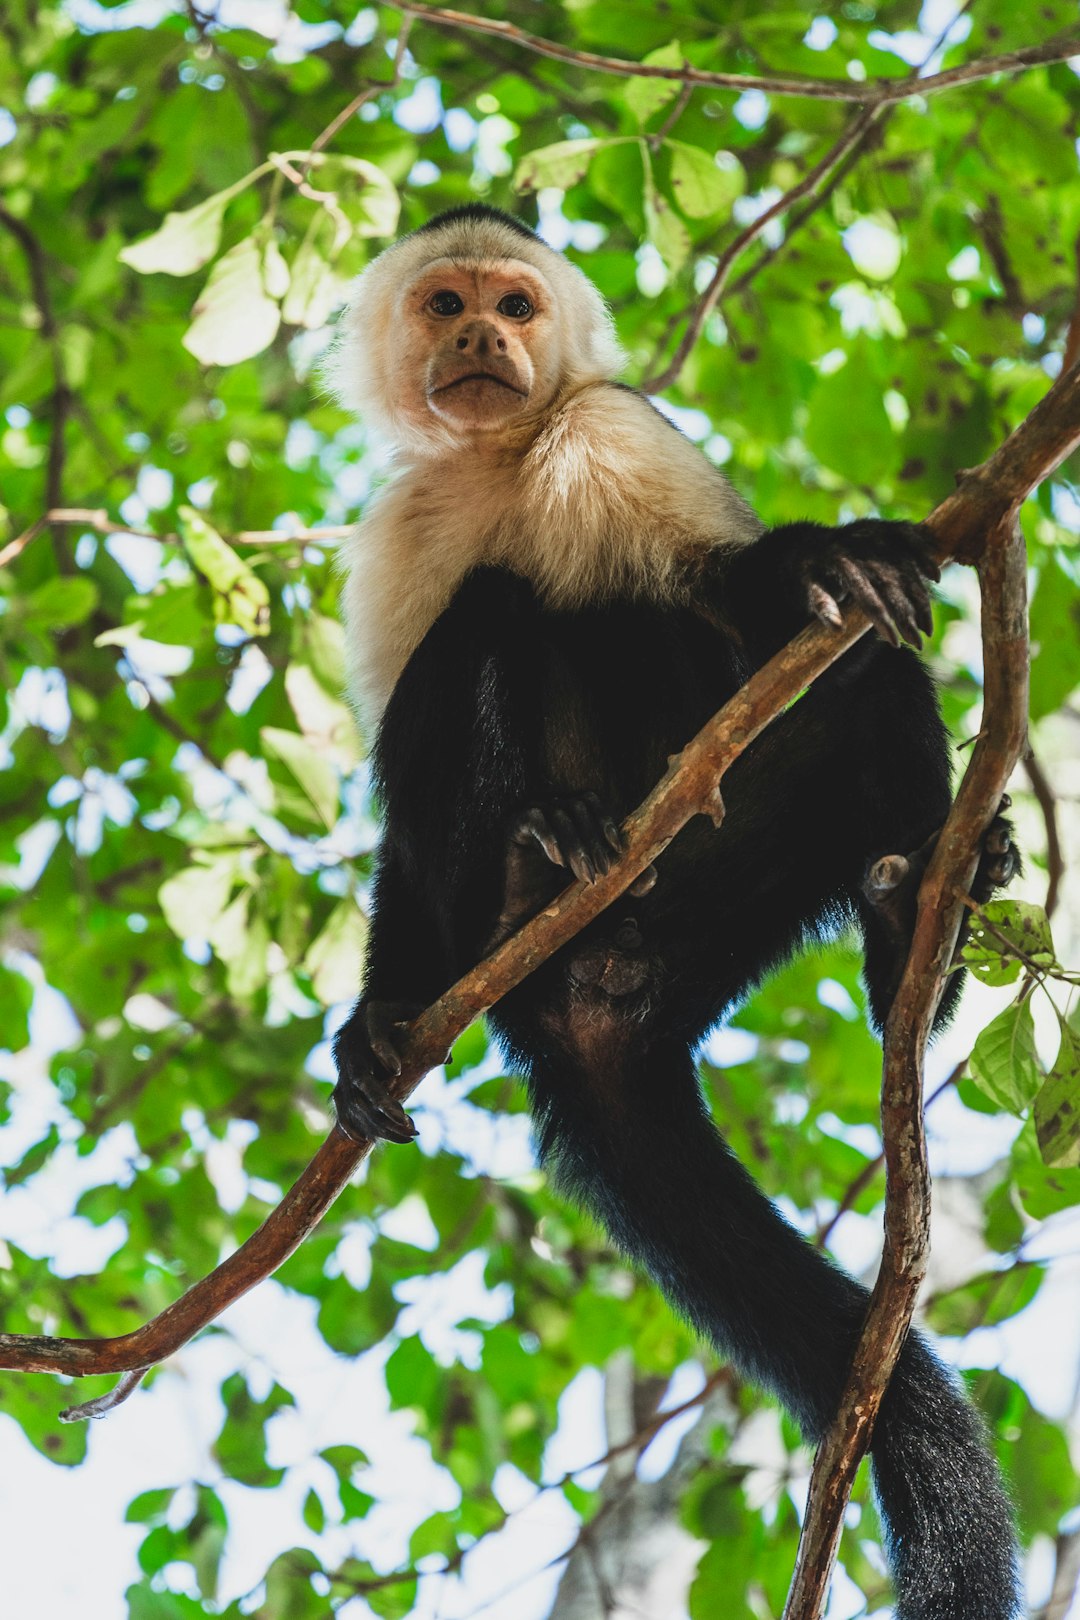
327,204,1022,1619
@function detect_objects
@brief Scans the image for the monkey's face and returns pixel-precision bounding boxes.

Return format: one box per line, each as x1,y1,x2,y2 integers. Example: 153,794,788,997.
400,258,561,437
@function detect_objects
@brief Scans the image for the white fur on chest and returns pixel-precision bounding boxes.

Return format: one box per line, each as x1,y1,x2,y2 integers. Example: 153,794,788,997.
340,384,762,731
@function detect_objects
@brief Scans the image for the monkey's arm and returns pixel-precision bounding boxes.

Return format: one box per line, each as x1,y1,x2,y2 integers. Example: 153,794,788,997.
332,836,448,1143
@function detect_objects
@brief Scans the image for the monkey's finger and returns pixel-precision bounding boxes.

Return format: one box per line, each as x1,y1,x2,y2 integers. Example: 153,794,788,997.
985,822,1012,856
806,580,843,629
580,791,626,856
550,806,596,883
894,558,936,636
862,565,925,648
836,558,900,647
369,1033,403,1075
517,808,567,869
568,797,613,876
333,1077,417,1144
629,864,658,897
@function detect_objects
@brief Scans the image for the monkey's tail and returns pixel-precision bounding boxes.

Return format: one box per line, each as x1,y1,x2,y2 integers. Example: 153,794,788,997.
512,1029,1022,1620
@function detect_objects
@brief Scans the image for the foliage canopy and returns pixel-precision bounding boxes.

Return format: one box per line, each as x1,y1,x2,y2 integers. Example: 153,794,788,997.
1,0,1079,1615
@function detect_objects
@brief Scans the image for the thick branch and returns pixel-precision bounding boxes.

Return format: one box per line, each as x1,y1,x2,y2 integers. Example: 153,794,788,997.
387,5,1078,105
1,366,1078,1417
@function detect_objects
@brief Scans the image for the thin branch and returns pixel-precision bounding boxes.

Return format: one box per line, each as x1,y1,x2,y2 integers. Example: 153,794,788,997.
0,507,351,571
306,16,413,161
783,509,1030,1620
2,365,1078,1407
643,104,884,393
650,1,976,390
1024,748,1065,918
813,1058,968,1250
1037,1526,1080,1620
1061,233,1080,377
387,5,1079,106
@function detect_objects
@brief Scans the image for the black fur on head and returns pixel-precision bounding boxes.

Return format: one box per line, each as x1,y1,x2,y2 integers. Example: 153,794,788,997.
412,202,539,242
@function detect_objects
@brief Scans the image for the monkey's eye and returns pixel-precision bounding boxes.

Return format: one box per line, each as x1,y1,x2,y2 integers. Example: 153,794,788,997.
496,292,533,320
428,290,464,317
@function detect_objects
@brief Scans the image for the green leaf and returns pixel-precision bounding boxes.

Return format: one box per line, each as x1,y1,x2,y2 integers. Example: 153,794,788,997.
927,1263,1045,1336
666,140,743,218
261,726,340,829
302,1488,326,1533
178,506,270,636
516,138,613,193
643,163,690,272
1012,1118,1080,1219
119,190,234,277
302,899,368,1006
208,890,270,998
282,239,341,328
158,856,239,939
1029,556,1080,720
1034,1021,1080,1169
966,899,1056,979
21,576,99,632
213,1373,293,1488
625,42,685,127
803,351,897,485
0,963,33,1052
970,996,1043,1113
183,236,282,365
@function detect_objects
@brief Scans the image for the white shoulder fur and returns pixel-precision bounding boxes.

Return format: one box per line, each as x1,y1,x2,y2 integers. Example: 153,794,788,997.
340,383,762,728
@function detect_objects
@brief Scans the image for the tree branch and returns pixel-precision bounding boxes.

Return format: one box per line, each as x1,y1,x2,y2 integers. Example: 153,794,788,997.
0,508,351,571
385,5,1078,106
783,507,1030,1619
1024,748,1065,918
2,366,1077,1426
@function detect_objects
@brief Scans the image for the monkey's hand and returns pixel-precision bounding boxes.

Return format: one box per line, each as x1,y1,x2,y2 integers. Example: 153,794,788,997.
800,520,940,649
332,999,424,1144
511,793,658,889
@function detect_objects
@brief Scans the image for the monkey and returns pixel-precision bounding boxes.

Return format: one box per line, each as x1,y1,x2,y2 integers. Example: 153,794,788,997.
326,204,1022,1619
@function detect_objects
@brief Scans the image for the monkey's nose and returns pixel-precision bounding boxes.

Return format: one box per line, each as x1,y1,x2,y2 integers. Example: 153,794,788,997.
455,321,500,355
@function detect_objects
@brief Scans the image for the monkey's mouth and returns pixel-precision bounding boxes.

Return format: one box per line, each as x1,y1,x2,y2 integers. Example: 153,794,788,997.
431,371,527,398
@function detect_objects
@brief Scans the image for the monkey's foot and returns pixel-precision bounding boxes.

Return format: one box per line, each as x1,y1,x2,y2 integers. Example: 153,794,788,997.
332,1000,422,1145
802,519,940,649
972,802,1020,899
512,793,657,892
862,798,1019,933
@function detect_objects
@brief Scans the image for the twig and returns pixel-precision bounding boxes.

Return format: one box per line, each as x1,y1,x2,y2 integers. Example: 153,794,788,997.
783,509,1030,1619
1062,233,1080,377
648,1,976,391
1037,1526,1080,1620
1023,748,1065,918
306,17,413,162
0,507,351,571
2,366,1078,1408
643,104,884,393
813,1058,968,1250
386,5,1079,106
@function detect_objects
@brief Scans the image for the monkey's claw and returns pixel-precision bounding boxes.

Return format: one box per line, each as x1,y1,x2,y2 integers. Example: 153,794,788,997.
332,1000,421,1145
803,520,940,649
